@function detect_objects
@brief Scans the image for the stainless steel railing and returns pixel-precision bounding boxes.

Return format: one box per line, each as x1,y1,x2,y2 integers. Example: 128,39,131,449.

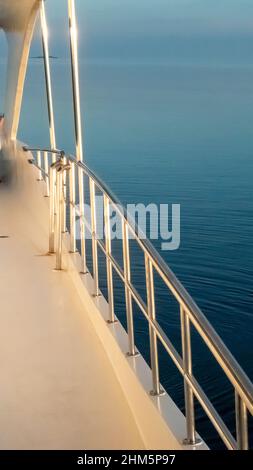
24,146,253,450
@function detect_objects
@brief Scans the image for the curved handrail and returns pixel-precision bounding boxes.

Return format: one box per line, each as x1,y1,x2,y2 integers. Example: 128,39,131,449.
24,146,253,449
73,156,253,414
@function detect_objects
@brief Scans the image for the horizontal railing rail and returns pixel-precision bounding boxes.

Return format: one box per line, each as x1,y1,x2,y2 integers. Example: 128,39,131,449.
24,146,253,450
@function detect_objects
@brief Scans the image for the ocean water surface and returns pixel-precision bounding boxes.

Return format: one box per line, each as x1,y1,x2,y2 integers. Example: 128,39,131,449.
1,57,252,448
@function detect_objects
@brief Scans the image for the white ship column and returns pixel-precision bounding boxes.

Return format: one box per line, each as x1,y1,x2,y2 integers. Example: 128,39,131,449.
0,0,41,141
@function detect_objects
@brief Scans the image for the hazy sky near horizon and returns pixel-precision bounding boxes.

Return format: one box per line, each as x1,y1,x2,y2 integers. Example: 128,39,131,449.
0,0,253,62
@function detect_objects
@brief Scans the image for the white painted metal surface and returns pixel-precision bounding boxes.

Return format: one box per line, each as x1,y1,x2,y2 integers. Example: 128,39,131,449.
0,0,41,140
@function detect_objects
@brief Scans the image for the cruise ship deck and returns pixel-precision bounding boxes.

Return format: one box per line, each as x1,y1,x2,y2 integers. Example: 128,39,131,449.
0,151,145,450
0,146,194,450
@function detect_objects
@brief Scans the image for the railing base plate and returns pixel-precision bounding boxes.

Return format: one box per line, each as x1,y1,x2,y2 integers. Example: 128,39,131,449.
126,351,140,358
150,388,166,397
182,438,202,447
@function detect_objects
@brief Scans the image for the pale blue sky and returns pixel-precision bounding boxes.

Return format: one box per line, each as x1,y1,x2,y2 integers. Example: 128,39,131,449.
1,0,253,62
48,0,253,35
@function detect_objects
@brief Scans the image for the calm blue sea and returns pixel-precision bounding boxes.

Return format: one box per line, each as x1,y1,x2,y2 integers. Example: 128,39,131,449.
1,58,252,448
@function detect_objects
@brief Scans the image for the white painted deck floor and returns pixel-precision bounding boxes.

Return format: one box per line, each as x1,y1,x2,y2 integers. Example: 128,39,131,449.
0,156,144,450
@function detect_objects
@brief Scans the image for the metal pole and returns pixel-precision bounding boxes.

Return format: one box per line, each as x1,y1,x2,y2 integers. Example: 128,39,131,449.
235,392,248,450
180,305,196,444
44,151,49,197
122,221,137,357
55,169,63,270
79,168,86,272
37,150,42,180
69,161,76,252
90,179,99,296
145,254,163,395
68,0,86,270
104,195,115,323
49,165,56,253
67,0,83,162
61,156,67,233
40,0,56,152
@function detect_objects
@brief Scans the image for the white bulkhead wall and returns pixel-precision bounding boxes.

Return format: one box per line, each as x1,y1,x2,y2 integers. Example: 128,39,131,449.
0,0,41,141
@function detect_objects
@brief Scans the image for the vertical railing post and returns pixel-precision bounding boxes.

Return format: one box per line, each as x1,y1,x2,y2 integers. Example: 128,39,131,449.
180,305,198,445
235,392,248,450
122,222,137,357
145,254,163,395
69,162,76,253
79,168,86,273
40,0,56,151
61,156,67,234
55,167,63,270
44,151,50,197
90,179,99,296
104,195,115,323
49,164,56,253
68,0,83,163
37,150,42,180
68,0,86,271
